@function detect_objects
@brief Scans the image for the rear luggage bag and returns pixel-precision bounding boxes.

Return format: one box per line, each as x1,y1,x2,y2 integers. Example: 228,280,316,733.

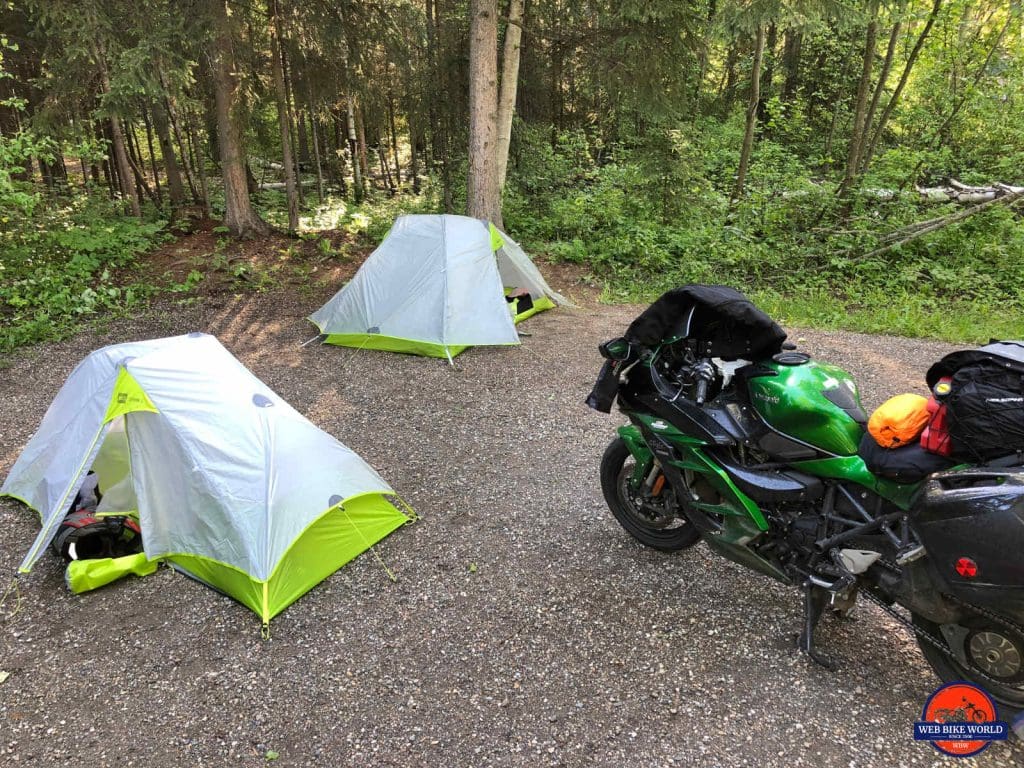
926,341,1024,461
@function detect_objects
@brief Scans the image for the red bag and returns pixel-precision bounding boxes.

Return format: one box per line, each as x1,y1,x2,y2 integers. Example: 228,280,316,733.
920,377,953,456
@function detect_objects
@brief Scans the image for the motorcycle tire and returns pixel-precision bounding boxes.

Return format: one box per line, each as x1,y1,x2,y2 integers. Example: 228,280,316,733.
600,437,701,552
912,612,1024,727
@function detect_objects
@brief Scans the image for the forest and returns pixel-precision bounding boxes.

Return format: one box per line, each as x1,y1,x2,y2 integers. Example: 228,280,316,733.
1,0,1023,352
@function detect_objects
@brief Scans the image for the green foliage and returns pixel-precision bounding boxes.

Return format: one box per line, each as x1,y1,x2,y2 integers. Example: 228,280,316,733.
0,194,169,352
505,123,1024,343
169,269,204,293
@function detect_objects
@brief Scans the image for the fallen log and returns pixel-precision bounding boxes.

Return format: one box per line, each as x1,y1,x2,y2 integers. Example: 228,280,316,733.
914,179,1023,203
862,187,1024,259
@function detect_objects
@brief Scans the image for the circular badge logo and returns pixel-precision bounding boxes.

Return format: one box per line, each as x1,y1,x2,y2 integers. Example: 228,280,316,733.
914,682,1007,757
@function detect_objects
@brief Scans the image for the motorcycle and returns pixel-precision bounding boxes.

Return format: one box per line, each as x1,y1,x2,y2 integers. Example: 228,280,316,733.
587,285,1024,722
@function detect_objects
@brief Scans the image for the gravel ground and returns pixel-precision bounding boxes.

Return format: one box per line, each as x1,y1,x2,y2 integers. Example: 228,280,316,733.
0,279,1021,768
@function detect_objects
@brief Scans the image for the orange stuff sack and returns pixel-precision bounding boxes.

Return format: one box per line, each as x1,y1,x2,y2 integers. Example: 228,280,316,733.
868,393,930,449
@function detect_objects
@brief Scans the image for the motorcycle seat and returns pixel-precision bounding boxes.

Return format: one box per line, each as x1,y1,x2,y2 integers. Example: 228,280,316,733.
858,433,957,484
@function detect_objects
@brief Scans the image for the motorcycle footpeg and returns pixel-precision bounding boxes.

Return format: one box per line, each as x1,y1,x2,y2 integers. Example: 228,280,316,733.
895,544,925,565
808,573,855,594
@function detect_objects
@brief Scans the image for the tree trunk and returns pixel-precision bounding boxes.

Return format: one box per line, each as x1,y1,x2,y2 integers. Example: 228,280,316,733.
142,108,163,206
296,107,310,167
109,117,141,215
693,0,717,104
731,24,766,203
425,0,438,165
96,120,115,196
123,126,158,204
467,0,501,224
309,102,325,203
822,53,854,165
166,94,200,202
245,162,259,195
103,153,116,197
549,3,564,135
409,118,420,194
859,16,902,175
757,23,778,125
346,97,364,202
89,122,102,187
123,122,148,202
495,0,525,204
330,111,348,194
387,84,401,186
356,106,370,191
188,114,212,218
427,0,453,211
781,30,802,103
282,47,304,208
378,142,396,195
152,100,186,210
268,0,299,232
97,55,141,216
862,0,944,174
839,0,879,197
721,44,740,106
210,0,269,237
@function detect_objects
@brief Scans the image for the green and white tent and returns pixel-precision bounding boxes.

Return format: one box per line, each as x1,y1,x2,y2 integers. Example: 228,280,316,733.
1,333,413,623
309,214,569,360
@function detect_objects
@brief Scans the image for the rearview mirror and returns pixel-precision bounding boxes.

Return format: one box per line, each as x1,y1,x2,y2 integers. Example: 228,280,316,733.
599,338,632,361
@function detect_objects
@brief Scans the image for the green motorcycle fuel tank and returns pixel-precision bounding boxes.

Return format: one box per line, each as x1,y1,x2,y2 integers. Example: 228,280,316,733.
746,356,866,456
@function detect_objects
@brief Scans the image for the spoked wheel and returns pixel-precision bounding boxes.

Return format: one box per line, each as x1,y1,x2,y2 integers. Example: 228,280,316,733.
599,437,701,552
913,612,1024,723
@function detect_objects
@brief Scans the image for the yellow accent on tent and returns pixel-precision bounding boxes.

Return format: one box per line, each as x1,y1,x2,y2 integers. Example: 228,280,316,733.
165,493,412,622
104,368,158,424
488,222,505,251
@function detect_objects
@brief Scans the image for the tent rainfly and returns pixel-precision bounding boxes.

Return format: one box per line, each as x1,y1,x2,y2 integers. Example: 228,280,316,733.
309,214,570,360
1,333,414,623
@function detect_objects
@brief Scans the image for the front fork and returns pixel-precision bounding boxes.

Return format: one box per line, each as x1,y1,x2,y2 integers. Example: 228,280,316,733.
617,424,670,501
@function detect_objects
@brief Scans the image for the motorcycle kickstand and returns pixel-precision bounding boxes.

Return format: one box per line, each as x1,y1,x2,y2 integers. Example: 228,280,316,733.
796,581,836,670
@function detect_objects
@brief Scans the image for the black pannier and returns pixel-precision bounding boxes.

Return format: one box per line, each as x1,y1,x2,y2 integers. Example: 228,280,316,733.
926,341,1024,461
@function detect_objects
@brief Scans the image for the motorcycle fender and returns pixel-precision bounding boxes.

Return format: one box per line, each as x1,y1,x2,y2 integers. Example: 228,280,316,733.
617,424,654,488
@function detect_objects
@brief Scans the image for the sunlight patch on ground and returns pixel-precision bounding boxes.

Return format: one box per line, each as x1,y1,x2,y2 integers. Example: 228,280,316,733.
298,196,351,232
306,386,356,423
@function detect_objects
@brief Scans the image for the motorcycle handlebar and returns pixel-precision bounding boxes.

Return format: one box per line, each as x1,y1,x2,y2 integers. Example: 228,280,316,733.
695,377,708,405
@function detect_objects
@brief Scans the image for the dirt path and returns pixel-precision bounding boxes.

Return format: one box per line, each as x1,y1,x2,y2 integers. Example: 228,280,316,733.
0,267,1019,767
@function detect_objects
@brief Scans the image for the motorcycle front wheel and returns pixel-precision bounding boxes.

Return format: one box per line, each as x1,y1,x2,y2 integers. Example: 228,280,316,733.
600,437,701,552
913,612,1024,725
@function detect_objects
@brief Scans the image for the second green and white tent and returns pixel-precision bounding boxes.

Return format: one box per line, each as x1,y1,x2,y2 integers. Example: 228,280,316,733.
309,214,569,360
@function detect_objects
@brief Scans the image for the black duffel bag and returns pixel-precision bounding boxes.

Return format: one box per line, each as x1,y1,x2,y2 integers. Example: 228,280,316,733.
926,341,1024,461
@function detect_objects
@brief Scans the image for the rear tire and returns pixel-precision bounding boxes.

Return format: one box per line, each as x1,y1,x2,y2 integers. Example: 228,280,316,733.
912,612,1024,726
600,437,701,552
